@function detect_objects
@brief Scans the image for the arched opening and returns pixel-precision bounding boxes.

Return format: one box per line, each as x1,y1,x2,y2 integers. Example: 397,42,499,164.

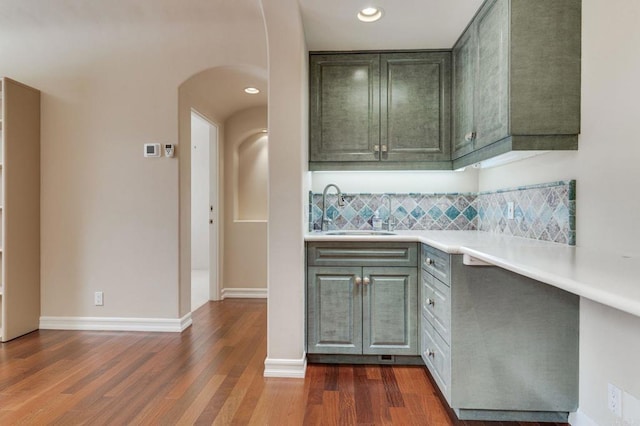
177,65,267,316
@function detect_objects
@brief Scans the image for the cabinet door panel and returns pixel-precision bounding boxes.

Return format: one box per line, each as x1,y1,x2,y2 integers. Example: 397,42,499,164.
452,27,477,160
381,53,451,162
307,267,362,354
475,0,509,149
363,267,417,355
309,54,380,162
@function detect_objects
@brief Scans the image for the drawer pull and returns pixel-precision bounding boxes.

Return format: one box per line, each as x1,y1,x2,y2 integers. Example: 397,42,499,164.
425,257,434,266
426,298,435,307
426,349,435,358
363,277,370,285
355,276,362,285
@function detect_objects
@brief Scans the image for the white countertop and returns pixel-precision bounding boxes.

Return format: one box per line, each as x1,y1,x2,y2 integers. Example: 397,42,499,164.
305,230,640,318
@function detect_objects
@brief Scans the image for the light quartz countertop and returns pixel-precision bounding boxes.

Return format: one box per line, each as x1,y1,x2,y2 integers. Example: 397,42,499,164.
305,230,640,319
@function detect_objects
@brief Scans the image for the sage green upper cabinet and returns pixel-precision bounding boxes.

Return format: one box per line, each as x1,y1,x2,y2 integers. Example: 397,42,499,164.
451,29,476,159
309,53,380,163
452,0,581,169
380,52,451,164
309,51,452,171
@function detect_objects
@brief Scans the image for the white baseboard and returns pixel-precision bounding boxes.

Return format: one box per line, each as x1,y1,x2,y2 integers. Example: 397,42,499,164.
264,354,307,378
221,287,268,299
39,313,192,333
569,409,599,426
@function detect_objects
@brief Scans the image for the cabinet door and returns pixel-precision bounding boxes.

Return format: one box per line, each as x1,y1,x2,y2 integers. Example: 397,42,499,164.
474,0,509,149
362,267,418,355
380,52,451,162
309,54,380,162
307,266,362,354
452,26,477,160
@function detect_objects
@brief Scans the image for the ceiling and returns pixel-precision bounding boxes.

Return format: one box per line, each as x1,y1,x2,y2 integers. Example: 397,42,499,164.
298,0,484,51
182,66,268,122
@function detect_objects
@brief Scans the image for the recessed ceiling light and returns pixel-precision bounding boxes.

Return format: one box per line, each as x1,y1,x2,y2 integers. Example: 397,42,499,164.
357,7,383,23
244,87,260,95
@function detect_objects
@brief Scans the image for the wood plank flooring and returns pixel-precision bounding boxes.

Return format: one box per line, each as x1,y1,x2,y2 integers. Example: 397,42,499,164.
0,299,569,425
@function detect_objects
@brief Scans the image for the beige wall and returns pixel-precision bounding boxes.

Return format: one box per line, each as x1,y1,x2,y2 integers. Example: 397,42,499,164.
479,1,640,424
261,0,309,375
223,106,268,290
237,134,268,220
0,1,267,319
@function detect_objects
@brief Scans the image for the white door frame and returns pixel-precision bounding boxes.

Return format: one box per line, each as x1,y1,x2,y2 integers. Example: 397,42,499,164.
191,109,221,302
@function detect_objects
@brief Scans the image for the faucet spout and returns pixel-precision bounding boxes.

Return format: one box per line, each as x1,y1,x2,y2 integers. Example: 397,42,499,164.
321,184,344,231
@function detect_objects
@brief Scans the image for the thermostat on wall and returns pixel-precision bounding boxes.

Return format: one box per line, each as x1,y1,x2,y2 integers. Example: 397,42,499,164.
144,143,161,158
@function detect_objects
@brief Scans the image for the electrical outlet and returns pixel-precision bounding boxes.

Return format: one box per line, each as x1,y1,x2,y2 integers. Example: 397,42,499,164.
609,383,623,417
94,291,104,306
507,202,515,219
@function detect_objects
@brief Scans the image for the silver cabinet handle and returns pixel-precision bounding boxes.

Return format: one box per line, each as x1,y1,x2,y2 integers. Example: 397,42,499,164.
426,349,435,358
425,257,434,266
374,145,380,153
381,144,388,153
426,298,435,307
464,132,476,142
355,276,362,285
363,277,370,285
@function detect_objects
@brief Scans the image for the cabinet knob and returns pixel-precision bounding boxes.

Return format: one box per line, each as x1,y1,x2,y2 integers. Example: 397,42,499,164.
381,144,388,153
426,298,435,307
363,277,370,285
426,349,435,358
425,257,434,266
464,132,476,142
374,145,380,153
355,276,362,285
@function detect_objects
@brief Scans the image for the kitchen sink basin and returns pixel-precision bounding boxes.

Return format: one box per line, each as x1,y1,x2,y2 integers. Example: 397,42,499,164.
325,230,396,236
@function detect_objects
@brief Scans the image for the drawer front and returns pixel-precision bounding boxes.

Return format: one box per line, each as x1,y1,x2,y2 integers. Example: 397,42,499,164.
422,272,451,343
421,244,451,286
421,317,451,402
308,242,418,267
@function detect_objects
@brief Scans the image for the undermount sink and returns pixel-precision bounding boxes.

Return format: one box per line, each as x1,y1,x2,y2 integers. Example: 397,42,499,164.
325,230,396,236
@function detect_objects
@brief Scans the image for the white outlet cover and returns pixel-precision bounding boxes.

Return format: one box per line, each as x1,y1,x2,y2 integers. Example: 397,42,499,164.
609,383,623,417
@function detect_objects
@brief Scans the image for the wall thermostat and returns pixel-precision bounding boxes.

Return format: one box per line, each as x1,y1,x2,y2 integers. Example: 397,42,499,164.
144,143,161,158
164,144,175,158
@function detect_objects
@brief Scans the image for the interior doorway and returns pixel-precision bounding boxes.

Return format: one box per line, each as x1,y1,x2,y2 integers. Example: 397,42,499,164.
190,110,219,310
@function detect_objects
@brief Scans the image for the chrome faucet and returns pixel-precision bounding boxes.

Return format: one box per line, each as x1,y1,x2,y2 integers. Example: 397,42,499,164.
381,194,395,231
321,183,345,231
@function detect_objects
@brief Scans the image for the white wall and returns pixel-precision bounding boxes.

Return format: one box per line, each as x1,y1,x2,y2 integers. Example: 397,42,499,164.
0,1,267,319
223,106,268,291
261,0,309,377
479,1,640,424
311,169,479,194
190,113,211,270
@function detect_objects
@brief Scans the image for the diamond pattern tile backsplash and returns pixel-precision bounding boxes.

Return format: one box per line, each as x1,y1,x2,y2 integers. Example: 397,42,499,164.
309,180,576,245
476,180,576,245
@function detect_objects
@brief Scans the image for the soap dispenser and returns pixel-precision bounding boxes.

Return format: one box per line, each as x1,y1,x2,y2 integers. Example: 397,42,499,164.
372,210,383,231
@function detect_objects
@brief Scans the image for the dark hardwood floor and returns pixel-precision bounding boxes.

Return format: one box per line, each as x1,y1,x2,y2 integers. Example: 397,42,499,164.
0,299,569,425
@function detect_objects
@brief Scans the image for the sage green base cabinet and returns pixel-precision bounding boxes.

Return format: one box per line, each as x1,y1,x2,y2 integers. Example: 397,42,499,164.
306,242,419,360
452,0,581,169
420,244,579,422
309,52,452,171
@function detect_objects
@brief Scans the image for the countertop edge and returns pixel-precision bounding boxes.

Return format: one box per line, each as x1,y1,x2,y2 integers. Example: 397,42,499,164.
305,231,640,319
